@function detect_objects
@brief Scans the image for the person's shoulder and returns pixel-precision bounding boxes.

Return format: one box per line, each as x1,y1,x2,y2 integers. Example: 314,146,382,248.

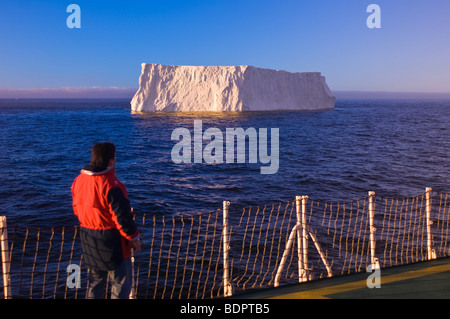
110,177,123,188
107,172,125,189
107,179,129,201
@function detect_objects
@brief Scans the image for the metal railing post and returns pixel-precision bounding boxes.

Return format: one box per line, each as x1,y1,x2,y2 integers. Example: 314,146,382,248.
368,191,379,269
296,196,310,282
301,195,310,281
295,196,304,282
295,195,310,283
275,224,300,287
1,216,12,299
222,201,233,297
129,256,136,299
426,188,436,260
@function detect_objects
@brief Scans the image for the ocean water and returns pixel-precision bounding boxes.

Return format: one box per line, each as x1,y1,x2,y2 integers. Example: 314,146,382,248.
0,98,449,228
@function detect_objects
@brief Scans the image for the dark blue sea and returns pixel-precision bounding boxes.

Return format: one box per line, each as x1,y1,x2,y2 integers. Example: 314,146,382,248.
1,98,449,228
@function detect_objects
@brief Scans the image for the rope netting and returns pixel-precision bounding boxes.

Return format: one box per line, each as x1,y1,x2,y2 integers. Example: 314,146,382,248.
0,225,82,299
1,190,449,299
303,191,446,279
227,201,298,290
133,211,224,299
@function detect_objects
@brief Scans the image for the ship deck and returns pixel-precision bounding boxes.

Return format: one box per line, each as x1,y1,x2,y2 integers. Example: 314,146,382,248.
233,257,450,299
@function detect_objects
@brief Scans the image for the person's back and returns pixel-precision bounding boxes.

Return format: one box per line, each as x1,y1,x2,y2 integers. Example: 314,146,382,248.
72,142,141,298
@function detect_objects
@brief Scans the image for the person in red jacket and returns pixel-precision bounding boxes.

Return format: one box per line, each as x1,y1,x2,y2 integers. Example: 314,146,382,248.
72,142,141,299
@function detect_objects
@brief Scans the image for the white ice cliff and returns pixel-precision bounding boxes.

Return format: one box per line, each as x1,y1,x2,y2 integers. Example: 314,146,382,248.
130,64,335,112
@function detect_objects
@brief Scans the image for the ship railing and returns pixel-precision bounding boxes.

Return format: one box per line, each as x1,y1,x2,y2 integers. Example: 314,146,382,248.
1,188,449,299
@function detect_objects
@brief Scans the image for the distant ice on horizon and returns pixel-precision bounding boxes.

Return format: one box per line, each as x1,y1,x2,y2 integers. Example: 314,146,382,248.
130,64,336,112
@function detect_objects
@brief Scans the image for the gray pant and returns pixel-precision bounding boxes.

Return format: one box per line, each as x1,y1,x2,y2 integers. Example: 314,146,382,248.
86,258,132,299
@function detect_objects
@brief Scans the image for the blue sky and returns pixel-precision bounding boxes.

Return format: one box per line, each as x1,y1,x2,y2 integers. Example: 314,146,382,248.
1,0,450,97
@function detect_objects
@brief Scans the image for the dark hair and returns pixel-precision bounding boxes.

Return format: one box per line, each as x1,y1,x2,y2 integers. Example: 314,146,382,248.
90,142,116,168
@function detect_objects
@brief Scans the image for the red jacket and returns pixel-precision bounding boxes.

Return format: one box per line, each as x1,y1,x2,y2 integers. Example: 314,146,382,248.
72,165,139,270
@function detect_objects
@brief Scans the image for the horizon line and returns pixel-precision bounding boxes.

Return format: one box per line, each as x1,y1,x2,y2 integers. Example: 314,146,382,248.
1,87,450,99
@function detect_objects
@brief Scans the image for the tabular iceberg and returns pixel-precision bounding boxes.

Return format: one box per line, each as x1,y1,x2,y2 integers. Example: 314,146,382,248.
130,63,335,112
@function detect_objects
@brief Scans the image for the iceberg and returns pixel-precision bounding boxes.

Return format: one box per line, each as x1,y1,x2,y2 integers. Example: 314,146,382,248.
130,63,335,112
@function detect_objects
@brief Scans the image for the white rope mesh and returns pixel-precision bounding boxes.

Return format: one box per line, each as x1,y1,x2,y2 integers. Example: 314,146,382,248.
1,190,449,299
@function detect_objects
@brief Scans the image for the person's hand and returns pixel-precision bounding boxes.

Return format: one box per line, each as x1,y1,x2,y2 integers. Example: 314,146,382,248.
130,238,142,253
